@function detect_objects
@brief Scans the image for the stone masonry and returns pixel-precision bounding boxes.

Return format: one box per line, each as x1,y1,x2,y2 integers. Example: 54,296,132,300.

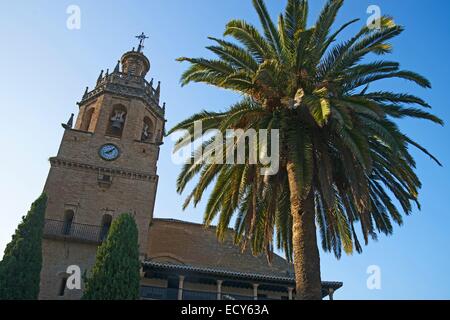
39,46,165,299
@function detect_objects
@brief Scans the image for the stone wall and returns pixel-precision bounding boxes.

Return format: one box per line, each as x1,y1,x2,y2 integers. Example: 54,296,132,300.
39,239,97,300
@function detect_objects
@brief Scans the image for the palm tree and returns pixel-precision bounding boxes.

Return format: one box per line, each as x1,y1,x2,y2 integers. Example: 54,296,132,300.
169,0,443,300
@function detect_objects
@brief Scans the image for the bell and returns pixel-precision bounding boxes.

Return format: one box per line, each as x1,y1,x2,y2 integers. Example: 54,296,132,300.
111,120,123,130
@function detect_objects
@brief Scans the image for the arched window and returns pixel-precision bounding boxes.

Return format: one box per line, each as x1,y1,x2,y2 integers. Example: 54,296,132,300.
99,214,112,241
128,63,137,75
81,108,95,132
141,117,154,142
62,210,74,235
58,277,68,297
106,105,127,138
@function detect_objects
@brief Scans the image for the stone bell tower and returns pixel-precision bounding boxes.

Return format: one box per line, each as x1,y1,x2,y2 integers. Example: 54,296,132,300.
39,35,165,300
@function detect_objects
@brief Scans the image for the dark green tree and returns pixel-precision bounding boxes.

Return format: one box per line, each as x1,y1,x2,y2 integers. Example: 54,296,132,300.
170,0,443,299
82,213,140,300
0,193,47,300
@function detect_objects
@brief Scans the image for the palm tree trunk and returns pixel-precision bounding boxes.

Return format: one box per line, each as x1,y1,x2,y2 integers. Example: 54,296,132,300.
286,161,322,300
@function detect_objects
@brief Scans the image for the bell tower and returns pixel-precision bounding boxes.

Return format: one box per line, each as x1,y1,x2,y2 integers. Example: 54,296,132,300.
39,35,165,299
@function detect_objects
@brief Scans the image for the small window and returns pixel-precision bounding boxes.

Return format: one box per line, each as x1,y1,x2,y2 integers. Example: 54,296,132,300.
128,64,137,75
101,175,111,182
62,210,74,235
100,214,113,241
58,277,68,296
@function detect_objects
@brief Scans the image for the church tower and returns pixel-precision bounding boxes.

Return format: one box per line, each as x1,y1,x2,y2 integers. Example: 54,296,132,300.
39,35,165,299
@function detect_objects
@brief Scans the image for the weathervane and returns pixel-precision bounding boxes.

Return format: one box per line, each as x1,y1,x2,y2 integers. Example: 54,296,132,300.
136,32,149,52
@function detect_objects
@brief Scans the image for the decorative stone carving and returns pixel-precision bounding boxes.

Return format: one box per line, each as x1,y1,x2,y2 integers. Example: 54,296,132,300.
142,123,151,141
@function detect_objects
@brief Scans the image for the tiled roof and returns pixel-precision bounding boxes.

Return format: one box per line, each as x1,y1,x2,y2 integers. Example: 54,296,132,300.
143,260,343,290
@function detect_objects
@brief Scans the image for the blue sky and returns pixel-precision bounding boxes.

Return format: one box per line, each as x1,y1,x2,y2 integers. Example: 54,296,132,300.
0,0,449,299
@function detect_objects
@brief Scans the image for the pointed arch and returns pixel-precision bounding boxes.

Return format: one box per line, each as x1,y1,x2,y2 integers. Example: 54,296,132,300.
81,107,95,132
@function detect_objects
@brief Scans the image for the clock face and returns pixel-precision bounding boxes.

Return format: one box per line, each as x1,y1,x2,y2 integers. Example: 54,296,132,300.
99,144,120,161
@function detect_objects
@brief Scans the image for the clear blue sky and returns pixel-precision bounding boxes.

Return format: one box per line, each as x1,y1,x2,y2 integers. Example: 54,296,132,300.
0,0,449,300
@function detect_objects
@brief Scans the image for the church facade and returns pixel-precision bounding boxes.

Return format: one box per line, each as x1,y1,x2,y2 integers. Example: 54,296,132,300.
38,41,342,300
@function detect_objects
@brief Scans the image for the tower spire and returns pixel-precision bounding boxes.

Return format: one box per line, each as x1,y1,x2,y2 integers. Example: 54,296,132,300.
135,32,149,53
97,70,104,84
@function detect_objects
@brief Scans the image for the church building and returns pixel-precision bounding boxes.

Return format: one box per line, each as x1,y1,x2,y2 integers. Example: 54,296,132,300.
38,37,343,300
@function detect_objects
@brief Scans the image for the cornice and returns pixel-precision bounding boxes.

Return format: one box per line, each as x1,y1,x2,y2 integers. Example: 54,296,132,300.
49,157,158,182
77,71,165,120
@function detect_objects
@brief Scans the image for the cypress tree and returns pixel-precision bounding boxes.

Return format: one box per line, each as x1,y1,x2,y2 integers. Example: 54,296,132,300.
0,193,47,300
82,213,140,300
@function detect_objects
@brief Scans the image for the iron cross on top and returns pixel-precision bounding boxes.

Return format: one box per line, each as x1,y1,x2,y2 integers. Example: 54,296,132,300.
136,32,149,52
